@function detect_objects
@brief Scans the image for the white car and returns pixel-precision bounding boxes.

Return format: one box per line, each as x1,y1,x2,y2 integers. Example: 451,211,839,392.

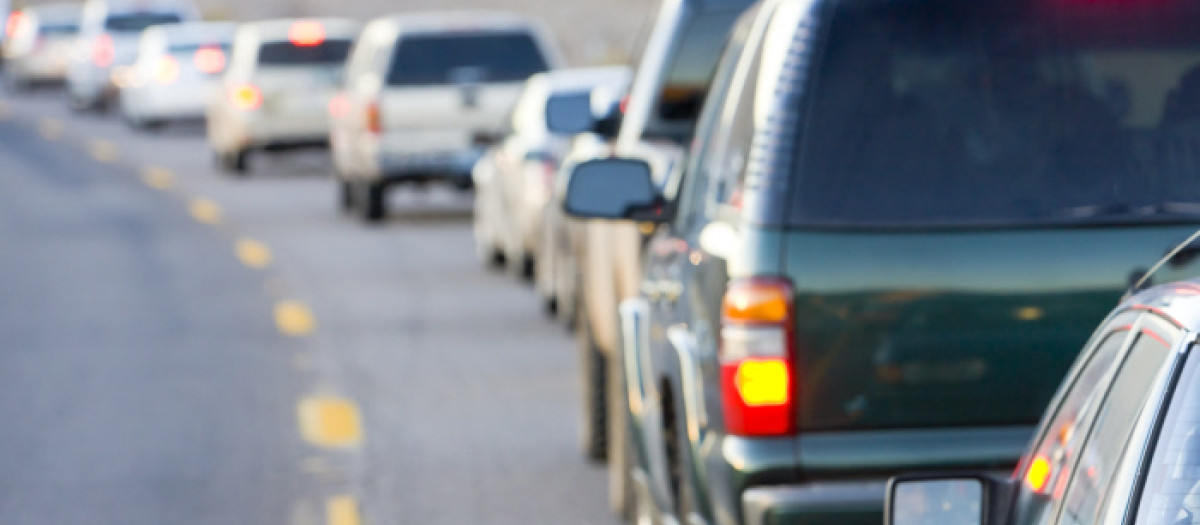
207,18,359,175
331,11,563,222
2,3,82,89
472,66,632,280
118,21,235,130
66,0,199,111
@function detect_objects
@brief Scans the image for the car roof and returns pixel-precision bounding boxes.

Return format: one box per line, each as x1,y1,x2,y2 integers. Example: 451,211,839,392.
1124,279,1200,332
24,3,82,23
533,66,633,94
373,10,549,35
145,21,236,45
240,18,361,42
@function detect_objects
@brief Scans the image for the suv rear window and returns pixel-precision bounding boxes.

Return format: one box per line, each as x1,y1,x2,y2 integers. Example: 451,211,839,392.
40,23,79,36
257,40,352,66
104,13,182,33
386,32,549,86
786,0,1200,229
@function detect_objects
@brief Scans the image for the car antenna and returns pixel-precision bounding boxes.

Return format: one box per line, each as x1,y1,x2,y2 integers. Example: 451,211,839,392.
1125,228,1200,300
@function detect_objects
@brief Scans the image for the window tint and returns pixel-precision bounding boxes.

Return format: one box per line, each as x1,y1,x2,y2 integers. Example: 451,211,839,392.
386,33,548,86
657,12,739,123
1136,339,1200,525
257,40,352,66
39,23,78,36
787,0,1200,228
1060,329,1176,525
545,93,594,136
1011,324,1133,525
104,13,182,33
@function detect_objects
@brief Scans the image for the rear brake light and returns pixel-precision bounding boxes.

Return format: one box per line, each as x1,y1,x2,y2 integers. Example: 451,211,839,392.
289,21,326,47
1025,455,1053,493
155,56,180,85
328,94,349,118
619,94,630,115
194,47,226,74
92,34,114,67
366,101,383,134
720,278,796,437
5,12,25,38
230,84,262,111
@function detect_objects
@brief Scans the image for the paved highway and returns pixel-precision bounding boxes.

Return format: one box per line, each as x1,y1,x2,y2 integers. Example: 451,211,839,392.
0,88,614,525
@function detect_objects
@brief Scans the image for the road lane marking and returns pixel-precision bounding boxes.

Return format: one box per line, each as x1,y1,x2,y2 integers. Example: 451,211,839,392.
298,397,363,449
140,166,174,190
326,496,361,525
38,118,64,140
275,301,315,337
235,238,273,269
88,139,119,163
189,198,222,225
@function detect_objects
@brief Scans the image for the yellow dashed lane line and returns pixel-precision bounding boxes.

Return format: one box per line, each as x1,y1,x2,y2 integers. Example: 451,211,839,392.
298,397,363,449
88,139,119,163
275,301,315,336
141,166,174,190
38,118,64,140
189,198,223,225
326,496,362,525
235,238,273,269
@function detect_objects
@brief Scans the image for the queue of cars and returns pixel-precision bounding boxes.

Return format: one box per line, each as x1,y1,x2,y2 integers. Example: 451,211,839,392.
7,0,1200,524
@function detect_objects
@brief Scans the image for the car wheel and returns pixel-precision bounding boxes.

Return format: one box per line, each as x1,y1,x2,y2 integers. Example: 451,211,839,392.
537,223,559,316
609,322,635,521
578,301,609,462
338,179,356,212
360,182,386,223
220,149,250,175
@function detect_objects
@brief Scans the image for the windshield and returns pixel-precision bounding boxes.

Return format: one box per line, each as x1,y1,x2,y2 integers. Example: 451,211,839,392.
257,39,352,66
386,32,549,86
788,0,1200,229
104,13,182,33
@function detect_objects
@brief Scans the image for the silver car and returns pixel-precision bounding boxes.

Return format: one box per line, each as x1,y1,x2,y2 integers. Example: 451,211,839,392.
2,3,82,90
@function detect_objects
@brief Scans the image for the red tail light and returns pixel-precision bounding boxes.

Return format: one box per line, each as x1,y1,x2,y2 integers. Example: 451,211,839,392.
619,94,631,115
366,101,383,134
92,34,115,67
328,94,349,118
155,56,180,85
720,278,796,437
1025,455,1053,493
194,47,226,74
229,84,262,111
289,21,326,47
5,12,25,38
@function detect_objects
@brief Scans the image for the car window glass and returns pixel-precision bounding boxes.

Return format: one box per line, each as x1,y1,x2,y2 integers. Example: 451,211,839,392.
788,0,1200,229
1011,318,1136,525
675,5,759,229
1136,335,1200,525
257,40,353,66
104,13,181,33
39,23,78,36
386,32,548,86
1059,326,1178,525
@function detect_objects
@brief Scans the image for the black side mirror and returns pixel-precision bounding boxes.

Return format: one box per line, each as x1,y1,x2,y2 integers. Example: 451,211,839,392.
592,103,623,139
563,158,661,221
886,473,1012,525
545,92,595,135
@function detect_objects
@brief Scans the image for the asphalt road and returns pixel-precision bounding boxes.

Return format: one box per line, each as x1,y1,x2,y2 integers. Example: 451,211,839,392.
0,87,613,525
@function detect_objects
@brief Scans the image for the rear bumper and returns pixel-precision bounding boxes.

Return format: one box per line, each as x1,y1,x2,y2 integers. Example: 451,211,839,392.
742,481,886,525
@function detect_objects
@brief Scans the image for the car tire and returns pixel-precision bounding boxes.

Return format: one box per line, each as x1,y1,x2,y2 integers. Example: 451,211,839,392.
338,179,356,212
360,182,386,223
220,149,249,175
609,321,635,521
578,301,609,462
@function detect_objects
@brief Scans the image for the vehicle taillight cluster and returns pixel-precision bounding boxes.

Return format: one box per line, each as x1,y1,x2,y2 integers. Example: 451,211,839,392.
230,84,263,111
5,12,25,38
194,47,226,75
155,56,180,85
720,278,796,437
289,21,326,47
366,101,383,134
92,34,115,68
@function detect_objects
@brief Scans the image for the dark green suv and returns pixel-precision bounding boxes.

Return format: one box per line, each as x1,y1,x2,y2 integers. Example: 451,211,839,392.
563,0,1200,523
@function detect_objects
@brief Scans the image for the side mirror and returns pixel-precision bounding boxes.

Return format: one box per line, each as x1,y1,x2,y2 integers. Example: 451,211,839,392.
886,474,1008,525
563,158,660,221
545,92,595,135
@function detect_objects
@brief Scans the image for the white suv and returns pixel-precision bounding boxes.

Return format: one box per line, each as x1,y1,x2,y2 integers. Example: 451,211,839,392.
206,18,359,175
331,11,562,222
67,0,199,111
